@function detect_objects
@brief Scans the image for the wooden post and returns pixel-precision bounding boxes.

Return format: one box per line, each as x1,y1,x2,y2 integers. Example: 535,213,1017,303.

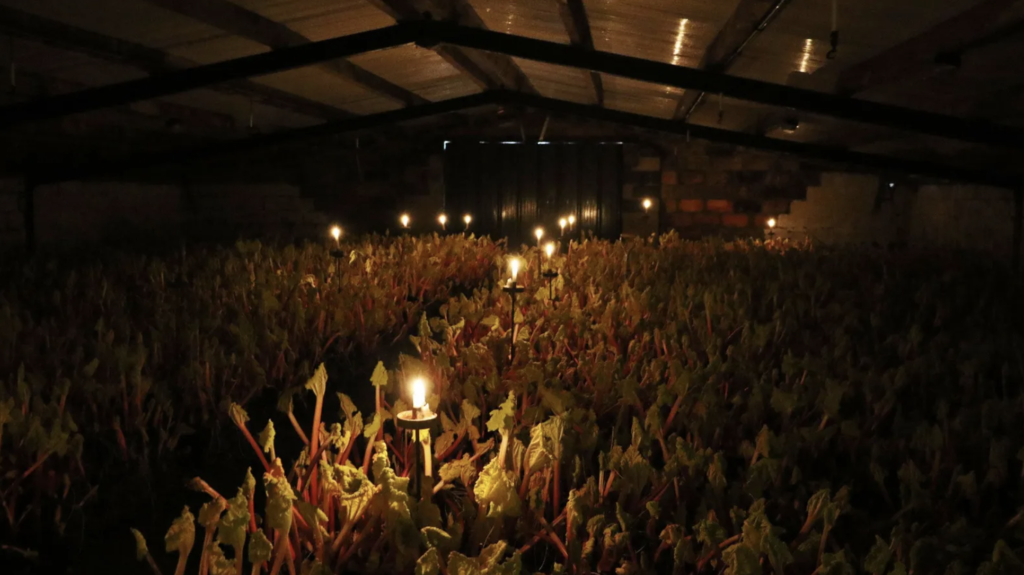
1013,188,1022,273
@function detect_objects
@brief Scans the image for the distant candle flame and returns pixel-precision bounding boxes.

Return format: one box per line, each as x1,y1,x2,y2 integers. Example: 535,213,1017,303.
767,218,777,229
544,242,555,258
411,377,426,410
642,198,653,211
559,217,567,232
438,214,447,227
463,214,472,225
509,257,520,282
534,227,544,242
567,215,576,226
330,225,342,242
400,213,410,228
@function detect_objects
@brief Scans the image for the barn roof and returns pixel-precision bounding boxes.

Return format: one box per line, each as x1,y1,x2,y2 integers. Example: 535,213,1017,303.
0,0,1022,185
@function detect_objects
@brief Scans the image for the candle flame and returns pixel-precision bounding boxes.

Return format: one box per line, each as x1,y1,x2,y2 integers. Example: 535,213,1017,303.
400,213,410,228
509,257,520,282
767,218,777,229
463,214,472,225
438,214,447,226
558,217,567,230
544,242,555,258
642,198,653,211
567,215,576,226
330,225,342,241
411,377,427,410
534,227,544,242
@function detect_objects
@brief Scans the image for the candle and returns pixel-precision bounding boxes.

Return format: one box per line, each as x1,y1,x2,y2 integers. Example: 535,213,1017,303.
534,227,544,244
559,217,567,235
438,214,447,230
330,225,342,247
831,0,838,30
463,214,472,228
544,242,555,258
767,218,776,229
411,377,426,411
400,213,411,228
642,198,653,213
509,257,520,282
567,215,576,227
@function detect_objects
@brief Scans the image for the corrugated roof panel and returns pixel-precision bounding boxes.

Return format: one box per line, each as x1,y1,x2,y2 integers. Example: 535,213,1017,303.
0,0,253,51
584,0,739,67
468,0,571,44
254,66,401,114
601,74,683,119
348,44,480,102
513,58,594,105
729,0,981,84
229,0,395,41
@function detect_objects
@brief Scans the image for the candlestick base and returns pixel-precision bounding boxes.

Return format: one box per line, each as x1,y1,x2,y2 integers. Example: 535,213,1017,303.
396,410,438,430
330,249,346,259
542,270,559,280
502,282,526,294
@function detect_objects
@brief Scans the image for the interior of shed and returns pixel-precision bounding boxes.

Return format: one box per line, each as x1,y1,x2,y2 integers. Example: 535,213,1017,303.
3,2,1024,574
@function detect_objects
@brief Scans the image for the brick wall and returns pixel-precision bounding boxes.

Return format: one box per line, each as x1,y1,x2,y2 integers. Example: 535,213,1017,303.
622,141,814,238
777,174,1018,261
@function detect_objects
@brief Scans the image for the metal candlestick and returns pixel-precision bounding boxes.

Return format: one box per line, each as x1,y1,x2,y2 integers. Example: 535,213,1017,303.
542,269,559,301
396,407,437,499
502,279,525,362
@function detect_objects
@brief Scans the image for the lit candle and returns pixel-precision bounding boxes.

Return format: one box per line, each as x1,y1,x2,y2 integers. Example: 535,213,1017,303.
400,213,411,228
544,242,555,259
767,218,777,229
642,198,653,213
438,214,447,231
567,215,576,228
330,225,342,247
559,217,567,235
411,377,426,412
534,227,544,244
509,257,520,283
463,214,472,228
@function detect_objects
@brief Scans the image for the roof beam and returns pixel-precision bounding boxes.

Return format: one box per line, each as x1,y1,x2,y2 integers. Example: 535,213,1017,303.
144,0,429,106
34,91,500,184
556,0,603,106
673,0,792,120
35,90,1020,190
367,0,537,93
0,4,351,120
835,0,1019,96
3,22,1024,150
0,25,415,128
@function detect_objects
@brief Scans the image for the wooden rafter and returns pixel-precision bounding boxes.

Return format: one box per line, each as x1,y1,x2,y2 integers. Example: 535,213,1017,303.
835,0,1019,96
366,0,537,93
556,0,603,106
673,0,791,120
144,0,429,106
0,4,352,121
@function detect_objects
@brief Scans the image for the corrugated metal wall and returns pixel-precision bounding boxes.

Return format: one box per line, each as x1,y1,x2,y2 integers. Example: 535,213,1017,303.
443,142,622,244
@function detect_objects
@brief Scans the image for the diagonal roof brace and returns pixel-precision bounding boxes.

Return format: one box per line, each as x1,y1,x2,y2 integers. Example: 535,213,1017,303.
2,21,1024,151
31,90,1022,191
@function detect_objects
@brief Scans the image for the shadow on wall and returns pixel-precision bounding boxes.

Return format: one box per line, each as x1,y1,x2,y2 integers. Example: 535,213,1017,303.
774,173,1017,260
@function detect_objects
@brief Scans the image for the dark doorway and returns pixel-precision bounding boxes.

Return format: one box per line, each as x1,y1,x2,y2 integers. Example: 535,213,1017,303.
443,142,623,245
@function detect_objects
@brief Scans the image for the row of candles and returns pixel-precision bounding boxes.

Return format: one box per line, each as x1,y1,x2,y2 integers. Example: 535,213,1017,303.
330,209,774,499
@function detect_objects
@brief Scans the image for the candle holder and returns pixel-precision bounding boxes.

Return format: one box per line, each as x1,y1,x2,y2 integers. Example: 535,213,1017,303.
542,269,559,301
766,217,777,241
502,278,525,362
396,405,437,500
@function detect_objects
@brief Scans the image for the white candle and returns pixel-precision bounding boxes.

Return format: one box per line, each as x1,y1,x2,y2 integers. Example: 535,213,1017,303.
411,377,426,410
